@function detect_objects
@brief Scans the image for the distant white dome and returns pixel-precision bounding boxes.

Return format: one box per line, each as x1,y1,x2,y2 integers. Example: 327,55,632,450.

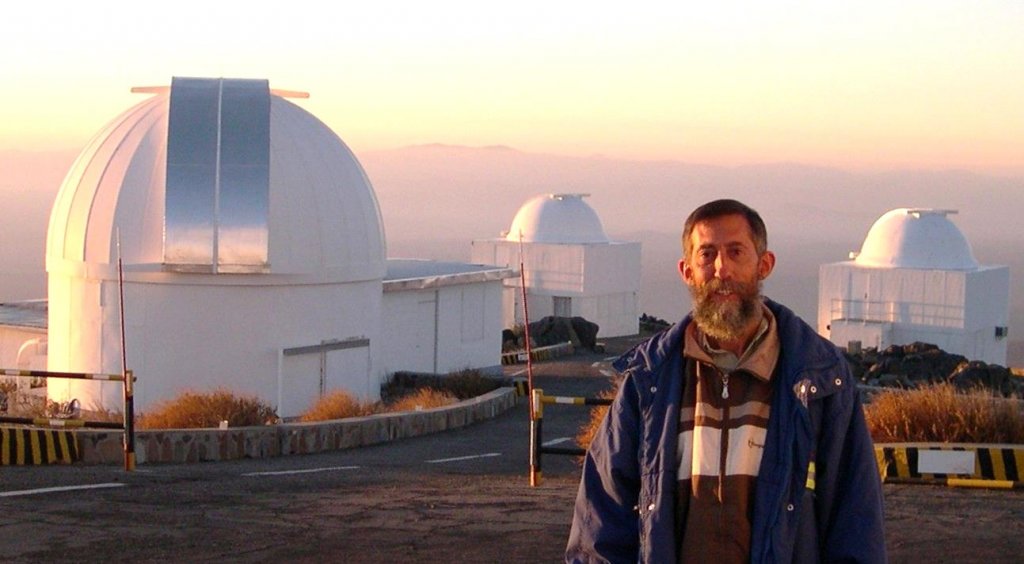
47,78,386,284
854,208,978,270
504,193,609,244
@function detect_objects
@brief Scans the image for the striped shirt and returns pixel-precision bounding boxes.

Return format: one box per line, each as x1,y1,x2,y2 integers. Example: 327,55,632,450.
676,304,780,563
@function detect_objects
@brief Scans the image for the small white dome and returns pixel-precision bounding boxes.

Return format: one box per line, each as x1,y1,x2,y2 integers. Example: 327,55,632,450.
854,208,978,270
504,193,609,244
47,78,386,283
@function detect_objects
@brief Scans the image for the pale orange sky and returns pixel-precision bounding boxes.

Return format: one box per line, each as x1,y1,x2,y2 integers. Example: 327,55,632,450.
2,1,1022,174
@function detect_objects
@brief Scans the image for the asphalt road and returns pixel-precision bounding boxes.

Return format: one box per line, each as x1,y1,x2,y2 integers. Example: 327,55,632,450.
2,344,1023,563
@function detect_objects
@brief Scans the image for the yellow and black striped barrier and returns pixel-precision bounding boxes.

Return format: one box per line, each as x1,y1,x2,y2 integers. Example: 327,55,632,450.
875,443,1024,489
0,368,126,381
529,389,613,487
1,367,135,470
1,427,80,465
502,342,575,365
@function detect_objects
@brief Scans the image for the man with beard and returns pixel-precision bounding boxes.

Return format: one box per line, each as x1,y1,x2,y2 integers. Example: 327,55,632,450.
566,199,886,563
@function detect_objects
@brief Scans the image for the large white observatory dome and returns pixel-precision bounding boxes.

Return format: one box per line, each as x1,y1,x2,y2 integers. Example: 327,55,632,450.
854,208,979,270
504,193,609,244
46,77,388,415
48,77,386,281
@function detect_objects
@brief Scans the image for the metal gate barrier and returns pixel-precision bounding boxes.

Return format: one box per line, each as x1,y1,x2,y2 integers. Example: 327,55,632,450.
529,388,612,486
0,368,136,470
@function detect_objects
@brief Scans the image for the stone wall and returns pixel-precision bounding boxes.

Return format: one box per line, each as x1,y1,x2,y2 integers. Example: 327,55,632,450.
75,387,519,465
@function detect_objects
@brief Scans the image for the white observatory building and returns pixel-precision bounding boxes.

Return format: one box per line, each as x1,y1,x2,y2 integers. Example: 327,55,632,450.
470,193,641,338
818,208,1010,365
35,77,511,418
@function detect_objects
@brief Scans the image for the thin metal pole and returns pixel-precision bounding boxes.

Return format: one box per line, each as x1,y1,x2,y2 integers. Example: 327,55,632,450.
518,231,536,420
117,232,135,471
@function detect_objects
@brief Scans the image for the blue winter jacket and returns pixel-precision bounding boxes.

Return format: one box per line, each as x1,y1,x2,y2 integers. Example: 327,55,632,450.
566,299,886,563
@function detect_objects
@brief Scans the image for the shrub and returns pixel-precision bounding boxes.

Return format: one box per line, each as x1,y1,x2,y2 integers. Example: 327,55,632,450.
385,388,457,412
299,390,376,422
381,369,500,403
865,383,1024,443
434,369,501,400
138,389,277,429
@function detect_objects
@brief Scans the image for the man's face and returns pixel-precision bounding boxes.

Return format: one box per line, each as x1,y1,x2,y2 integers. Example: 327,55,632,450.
678,214,775,342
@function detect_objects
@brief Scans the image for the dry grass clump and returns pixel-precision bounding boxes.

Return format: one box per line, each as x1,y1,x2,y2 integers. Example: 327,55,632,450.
385,388,457,412
138,389,277,430
865,383,1024,443
83,405,125,423
299,390,376,422
575,387,618,451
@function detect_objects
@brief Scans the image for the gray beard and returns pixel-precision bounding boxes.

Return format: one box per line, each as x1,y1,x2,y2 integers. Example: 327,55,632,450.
690,279,762,343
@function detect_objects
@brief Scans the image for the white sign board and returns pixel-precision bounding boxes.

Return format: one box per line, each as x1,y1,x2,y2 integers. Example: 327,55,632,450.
917,450,976,475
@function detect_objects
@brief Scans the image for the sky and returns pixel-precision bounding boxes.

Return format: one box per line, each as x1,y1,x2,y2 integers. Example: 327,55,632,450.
2,0,1023,175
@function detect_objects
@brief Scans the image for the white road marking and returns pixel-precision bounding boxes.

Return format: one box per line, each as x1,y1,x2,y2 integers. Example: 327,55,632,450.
426,452,501,464
542,437,572,446
0,483,126,498
599,369,615,378
509,368,528,377
241,465,360,477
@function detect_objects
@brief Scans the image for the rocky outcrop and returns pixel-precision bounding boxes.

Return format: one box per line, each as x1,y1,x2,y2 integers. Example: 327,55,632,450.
503,316,601,352
845,341,1023,397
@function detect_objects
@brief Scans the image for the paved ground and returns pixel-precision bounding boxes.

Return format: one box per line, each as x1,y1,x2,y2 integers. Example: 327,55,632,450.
1,339,1023,562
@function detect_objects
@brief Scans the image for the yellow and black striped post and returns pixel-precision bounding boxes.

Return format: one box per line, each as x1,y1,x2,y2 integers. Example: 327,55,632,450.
123,369,135,471
529,388,544,487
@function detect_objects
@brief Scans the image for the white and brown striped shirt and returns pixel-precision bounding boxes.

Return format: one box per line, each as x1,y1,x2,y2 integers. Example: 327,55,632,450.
676,305,780,563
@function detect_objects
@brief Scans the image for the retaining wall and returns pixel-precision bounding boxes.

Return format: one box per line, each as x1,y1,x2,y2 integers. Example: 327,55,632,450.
27,387,518,466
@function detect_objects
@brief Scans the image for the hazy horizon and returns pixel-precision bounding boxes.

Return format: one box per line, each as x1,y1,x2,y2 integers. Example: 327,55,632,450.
6,3,1023,176
1,146,1021,364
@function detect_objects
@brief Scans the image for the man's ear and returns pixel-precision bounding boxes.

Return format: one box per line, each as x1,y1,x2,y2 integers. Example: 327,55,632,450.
678,258,694,286
758,250,776,280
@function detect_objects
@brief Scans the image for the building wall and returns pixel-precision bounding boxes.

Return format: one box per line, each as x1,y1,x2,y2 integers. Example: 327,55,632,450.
380,280,505,376
574,292,639,338
47,272,383,418
379,289,439,375
819,262,1009,364
473,239,641,337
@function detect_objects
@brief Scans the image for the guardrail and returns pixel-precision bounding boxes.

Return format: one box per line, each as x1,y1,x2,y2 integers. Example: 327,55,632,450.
528,388,611,486
0,368,135,470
